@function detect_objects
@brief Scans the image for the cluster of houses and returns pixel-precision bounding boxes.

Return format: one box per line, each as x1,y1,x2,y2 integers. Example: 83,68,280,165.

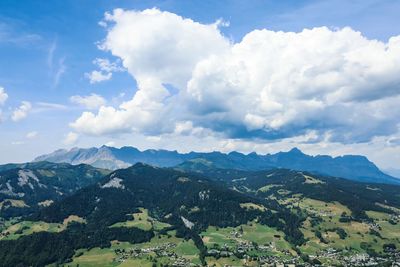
308,248,400,266
256,250,400,266
0,231,8,239
171,257,192,267
206,240,295,266
390,213,400,220
113,242,195,266
365,221,381,232
305,208,335,217
206,242,400,266
309,247,340,259
114,242,178,261
109,223,400,267
253,255,299,266
110,240,400,267
230,229,243,238
343,253,389,266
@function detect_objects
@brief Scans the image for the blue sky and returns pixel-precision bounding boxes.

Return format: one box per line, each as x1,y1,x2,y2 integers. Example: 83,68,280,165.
1,0,400,171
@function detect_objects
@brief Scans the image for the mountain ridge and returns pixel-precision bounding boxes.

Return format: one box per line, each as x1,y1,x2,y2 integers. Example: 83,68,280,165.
34,146,400,185
0,161,109,219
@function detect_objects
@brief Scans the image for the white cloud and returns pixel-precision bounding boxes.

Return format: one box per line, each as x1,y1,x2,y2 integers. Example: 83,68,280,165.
11,141,24,145
12,101,32,122
101,8,229,88
105,141,116,147
185,28,400,143
85,70,112,84
72,8,400,145
0,87,8,105
26,131,38,139
63,132,79,145
73,8,229,135
70,94,106,110
85,58,124,84
0,87,7,121
94,58,123,73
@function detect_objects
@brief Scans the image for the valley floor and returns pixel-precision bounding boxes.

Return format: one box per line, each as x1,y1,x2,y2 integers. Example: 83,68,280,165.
34,203,400,267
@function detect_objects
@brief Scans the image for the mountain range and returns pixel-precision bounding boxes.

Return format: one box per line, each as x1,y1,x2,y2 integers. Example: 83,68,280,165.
35,146,400,185
1,149,400,266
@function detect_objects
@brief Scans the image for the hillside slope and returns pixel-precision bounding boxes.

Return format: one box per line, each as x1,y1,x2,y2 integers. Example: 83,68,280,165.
1,164,400,266
0,161,109,218
0,164,301,266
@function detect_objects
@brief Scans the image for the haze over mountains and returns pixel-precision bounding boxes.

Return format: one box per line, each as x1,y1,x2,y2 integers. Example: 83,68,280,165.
35,146,400,185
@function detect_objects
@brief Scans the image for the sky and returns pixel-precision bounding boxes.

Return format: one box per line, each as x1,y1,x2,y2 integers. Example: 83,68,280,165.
0,0,400,172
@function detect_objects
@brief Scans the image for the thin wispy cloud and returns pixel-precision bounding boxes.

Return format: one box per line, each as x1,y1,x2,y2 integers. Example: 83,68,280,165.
35,102,68,111
47,39,57,69
45,38,66,88
0,22,41,45
11,141,25,145
26,131,38,139
70,94,106,110
53,56,66,88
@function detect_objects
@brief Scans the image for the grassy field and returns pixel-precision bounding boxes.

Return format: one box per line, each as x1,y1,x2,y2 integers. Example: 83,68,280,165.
65,230,201,267
38,199,54,207
201,221,293,256
239,202,266,211
65,247,118,267
0,199,28,209
206,255,275,267
298,197,351,216
23,199,400,266
205,256,246,267
109,208,152,230
257,184,281,192
118,258,153,267
294,197,400,256
109,208,171,232
0,215,85,240
366,210,400,240
302,174,325,184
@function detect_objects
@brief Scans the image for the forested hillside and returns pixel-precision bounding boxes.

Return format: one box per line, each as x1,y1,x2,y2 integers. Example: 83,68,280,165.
1,163,400,266
0,162,109,218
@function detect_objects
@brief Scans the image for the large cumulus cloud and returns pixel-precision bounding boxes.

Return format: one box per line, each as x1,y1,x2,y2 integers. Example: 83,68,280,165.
72,8,400,143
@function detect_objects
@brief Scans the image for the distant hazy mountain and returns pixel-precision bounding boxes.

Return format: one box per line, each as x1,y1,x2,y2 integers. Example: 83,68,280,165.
34,146,400,185
384,168,400,179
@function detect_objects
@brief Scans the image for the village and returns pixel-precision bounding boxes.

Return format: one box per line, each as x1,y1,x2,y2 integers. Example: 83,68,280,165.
113,241,400,267
114,242,193,267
